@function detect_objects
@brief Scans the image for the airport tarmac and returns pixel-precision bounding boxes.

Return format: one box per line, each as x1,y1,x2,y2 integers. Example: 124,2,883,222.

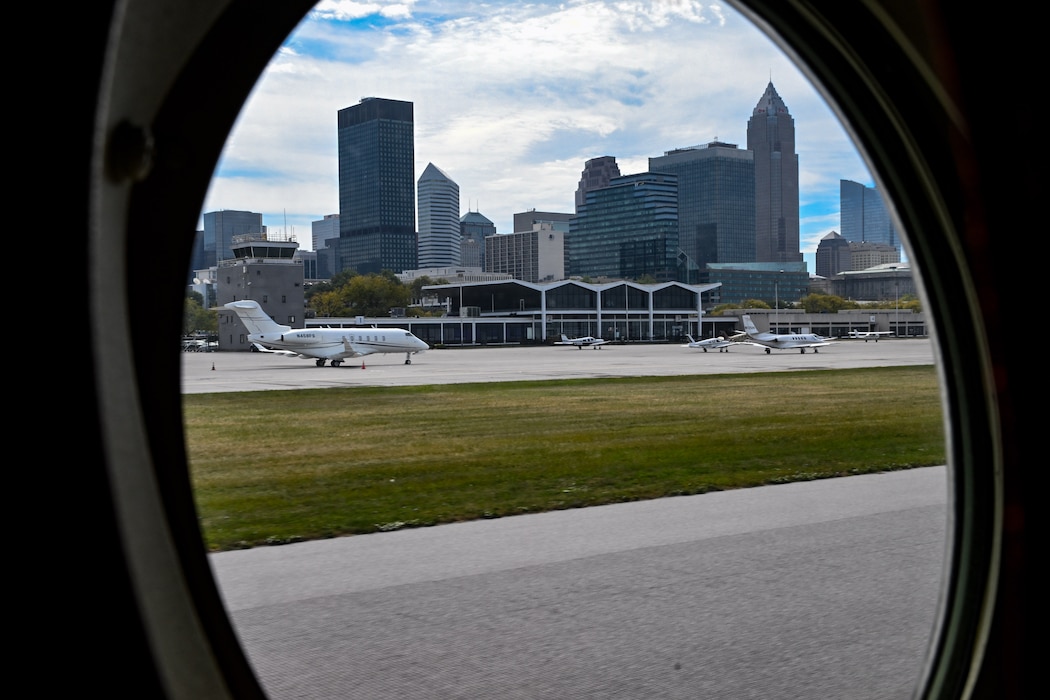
200,337,947,698
182,337,937,393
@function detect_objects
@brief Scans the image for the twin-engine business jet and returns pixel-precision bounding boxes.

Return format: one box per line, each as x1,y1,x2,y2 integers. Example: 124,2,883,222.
555,334,608,349
739,314,835,354
225,300,429,366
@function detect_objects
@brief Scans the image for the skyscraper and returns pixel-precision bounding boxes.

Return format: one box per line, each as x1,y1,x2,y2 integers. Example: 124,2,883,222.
336,97,416,274
840,179,900,252
201,210,265,267
417,163,460,268
747,82,802,264
460,211,496,268
649,140,754,280
568,172,679,281
311,214,339,252
815,230,852,277
575,156,621,212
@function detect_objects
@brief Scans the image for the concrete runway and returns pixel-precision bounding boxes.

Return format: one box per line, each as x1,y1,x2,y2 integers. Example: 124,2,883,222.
198,338,948,699
183,337,937,393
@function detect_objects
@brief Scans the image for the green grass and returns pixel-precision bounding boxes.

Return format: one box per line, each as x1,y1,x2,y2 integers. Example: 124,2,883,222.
185,366,945,551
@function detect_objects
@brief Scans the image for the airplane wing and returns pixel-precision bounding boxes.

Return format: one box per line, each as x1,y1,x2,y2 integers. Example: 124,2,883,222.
251,343,301,357
341,338,374,357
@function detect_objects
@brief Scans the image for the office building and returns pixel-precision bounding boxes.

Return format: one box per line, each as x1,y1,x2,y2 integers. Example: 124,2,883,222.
336,97,417,274
849,241,900,270
747,82,802,264
417,163,460,268
700,262,808,307
201,210,265,268
568,172,679,281
840,179,900,252
815,230,852,278
486,223,565,283
460,211,496,268
649,140,755,279
574,156,621,211
311,214,339,252
513,210,572,234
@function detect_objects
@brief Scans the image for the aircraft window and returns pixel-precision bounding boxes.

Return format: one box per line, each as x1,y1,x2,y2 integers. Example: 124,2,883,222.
180,2,961,696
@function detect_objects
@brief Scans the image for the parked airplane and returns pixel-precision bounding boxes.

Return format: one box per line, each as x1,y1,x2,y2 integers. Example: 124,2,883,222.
555,334,608,349
739,314,835,354
683,334,734,352
847,330,894,342
224,300,429,366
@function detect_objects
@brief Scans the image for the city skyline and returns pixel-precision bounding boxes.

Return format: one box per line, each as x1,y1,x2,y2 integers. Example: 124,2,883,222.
201,1,882,271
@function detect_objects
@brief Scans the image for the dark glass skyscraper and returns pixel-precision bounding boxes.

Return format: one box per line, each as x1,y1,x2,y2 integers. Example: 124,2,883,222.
840,179,899,251
201,210,265,267
337,97,416,274
568,172,679,281
460,211,496,268
649,140,754,281
747,82,802,264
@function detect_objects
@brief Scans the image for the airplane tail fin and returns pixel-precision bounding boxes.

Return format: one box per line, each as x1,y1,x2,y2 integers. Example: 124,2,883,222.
561,335,570,342
225,300,291,336
741,314,759,336
686,335,696,343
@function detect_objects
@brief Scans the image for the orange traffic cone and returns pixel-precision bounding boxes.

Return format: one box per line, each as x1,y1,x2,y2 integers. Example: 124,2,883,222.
361,361,366,369
211,363,215,371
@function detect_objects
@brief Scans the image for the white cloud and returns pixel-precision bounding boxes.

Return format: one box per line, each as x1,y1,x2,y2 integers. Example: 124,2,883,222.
204,1,877,265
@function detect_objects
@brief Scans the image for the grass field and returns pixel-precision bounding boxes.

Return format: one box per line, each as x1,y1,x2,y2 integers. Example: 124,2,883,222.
184,366,945,552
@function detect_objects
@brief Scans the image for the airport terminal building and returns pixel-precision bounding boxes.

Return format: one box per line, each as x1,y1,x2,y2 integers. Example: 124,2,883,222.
306,279,722,347
301,278,929,348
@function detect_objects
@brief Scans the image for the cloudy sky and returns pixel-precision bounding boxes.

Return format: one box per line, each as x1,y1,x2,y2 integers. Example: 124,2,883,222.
201,0,880,269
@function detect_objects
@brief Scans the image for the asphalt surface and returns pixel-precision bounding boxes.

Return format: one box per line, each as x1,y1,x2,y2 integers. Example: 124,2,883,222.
182,336,937,392
197,339,948,699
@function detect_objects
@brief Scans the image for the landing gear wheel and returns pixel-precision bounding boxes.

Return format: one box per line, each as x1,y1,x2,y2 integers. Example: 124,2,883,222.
331,360,342,367
316,358,326,366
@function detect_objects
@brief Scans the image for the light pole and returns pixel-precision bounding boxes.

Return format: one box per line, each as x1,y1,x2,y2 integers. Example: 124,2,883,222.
895,279,900,337
775,270,783,333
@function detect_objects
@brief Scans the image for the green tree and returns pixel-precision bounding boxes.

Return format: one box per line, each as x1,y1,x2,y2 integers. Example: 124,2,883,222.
799,293,861,313
341,274,411,317
310,290,347,317
183,298,216,335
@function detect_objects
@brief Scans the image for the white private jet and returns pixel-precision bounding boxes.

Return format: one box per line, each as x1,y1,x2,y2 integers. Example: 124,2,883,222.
225,300,429,366
555,334,608,349
738,314,836,354
683,334,734,352
847,330,894,342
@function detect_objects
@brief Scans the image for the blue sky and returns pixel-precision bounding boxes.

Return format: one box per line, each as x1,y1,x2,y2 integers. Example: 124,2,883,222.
202,0,882,270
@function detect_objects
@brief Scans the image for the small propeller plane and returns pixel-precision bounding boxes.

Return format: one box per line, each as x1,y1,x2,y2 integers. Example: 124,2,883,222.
847,330,894,342
555,334,609,349
738,314,836,354
225,300,429,366
683,334,734,352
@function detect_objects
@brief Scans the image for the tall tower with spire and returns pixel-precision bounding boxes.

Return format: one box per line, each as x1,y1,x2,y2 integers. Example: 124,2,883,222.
747,82,802,264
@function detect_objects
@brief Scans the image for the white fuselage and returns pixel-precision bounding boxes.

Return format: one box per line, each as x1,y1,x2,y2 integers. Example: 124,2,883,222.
251,327,429,361
750,332,828,349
